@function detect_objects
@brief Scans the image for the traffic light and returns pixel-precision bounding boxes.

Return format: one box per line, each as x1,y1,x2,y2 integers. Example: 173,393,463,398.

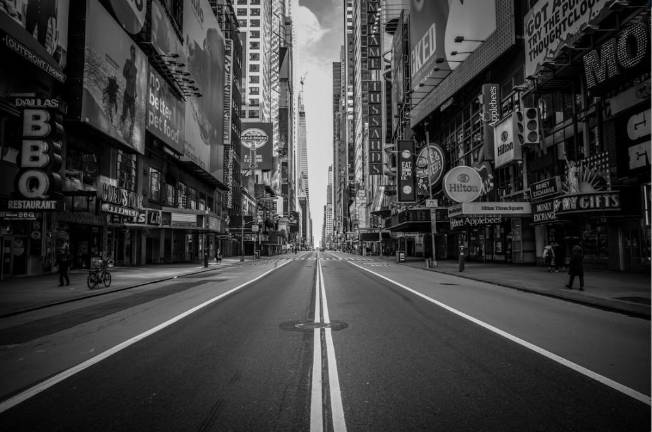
515,107,540,148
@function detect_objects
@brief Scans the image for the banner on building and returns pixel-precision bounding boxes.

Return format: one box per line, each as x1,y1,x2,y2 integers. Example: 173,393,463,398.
242,123,273,171
147,67,184,153
391,11,407,132
524,0,609,78
82,0,147,154
398,140,416,203
0,0,69,81
365,80,383,175
183,0,225,178
416,144,445,197
410,0,496,92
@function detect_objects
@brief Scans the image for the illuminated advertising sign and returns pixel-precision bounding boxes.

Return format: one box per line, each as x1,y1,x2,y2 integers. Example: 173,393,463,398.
82,0,147,154
0,0,69,81
107,0,147,34
416,144,445,197
397,140,416,203
481,83,501,125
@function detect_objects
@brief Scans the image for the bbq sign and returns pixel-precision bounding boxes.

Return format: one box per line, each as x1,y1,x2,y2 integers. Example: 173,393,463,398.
14,98,64,200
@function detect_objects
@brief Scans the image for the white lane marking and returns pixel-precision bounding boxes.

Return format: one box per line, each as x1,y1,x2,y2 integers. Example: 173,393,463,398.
346,261,652,407
311,258,324,432
318,258,347,432
310,328,323,432
0,260,292,415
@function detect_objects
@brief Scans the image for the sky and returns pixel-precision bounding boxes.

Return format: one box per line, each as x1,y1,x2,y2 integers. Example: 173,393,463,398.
293,0,343,245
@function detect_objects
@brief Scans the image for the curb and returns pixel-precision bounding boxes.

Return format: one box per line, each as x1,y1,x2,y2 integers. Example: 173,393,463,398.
411,264,651,320
0,264,232,319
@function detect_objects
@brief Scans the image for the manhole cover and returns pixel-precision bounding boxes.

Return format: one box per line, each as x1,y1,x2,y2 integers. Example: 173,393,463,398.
279,320,348,332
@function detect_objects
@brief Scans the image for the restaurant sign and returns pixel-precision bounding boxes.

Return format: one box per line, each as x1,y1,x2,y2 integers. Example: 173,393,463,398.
450,216,502,229
530,176,562,200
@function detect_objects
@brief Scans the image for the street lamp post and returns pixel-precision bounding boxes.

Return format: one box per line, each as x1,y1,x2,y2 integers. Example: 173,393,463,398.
425,124,437,268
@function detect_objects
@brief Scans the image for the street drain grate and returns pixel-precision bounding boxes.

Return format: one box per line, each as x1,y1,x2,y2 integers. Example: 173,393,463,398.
440,283,458,286
279,320,348,332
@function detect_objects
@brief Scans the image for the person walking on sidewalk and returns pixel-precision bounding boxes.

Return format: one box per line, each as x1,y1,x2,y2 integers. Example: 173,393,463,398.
56,245,71,287
566,243,584,290
543,244,556,272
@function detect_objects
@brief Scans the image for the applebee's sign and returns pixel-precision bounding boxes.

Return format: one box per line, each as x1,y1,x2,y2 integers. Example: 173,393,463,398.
443,166,482,203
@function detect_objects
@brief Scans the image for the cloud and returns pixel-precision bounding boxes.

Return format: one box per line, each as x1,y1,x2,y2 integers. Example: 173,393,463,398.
296,6,329,51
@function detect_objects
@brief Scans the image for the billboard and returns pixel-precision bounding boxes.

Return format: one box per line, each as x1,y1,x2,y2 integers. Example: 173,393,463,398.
183,0,225,178
525,0,609,79
147,67,184,153
0,0,69,81
150,0,183,56
106,0,146,34
410,0,496,92
82,0,147,154
242,123,273,171
366,80,383,175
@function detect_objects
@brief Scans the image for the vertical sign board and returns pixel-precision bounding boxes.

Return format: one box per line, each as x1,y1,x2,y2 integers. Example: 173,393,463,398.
367,0,381,70
398,140,416,202
10,98,64,207
481,83,501,161
224,39,234,209
366,80,383,175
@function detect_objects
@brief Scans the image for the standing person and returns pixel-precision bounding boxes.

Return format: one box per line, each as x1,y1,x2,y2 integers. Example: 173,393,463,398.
566,243,584,291
543,243,556,272
56,244,70,287
216,248,222,263
121,45,138,140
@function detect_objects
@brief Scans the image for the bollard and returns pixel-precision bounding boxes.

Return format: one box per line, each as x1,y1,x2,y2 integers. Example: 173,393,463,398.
458,246,465,272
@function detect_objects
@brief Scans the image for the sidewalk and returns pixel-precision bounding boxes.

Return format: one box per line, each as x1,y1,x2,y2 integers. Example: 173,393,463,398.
0,258,246,317
388,256,651,319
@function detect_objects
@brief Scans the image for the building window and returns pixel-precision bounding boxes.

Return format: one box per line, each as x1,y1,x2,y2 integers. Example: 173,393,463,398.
249,53,259,61
249,75,259,83
250,8,260,16
149,168,161,202
177,182,187,208
250,0,260,4
188,187,197,210
249,41,260,50
237,8,247,16
238,19,247,27
249,98,259,106
249,86,259,95
249,63,259,72
249,110,260,118
250,19,260,27
165,184,175,207
237,0,246,4
250,30,260,38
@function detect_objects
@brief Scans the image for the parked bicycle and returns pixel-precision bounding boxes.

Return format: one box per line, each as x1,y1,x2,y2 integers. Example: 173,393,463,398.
87,257,112,289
